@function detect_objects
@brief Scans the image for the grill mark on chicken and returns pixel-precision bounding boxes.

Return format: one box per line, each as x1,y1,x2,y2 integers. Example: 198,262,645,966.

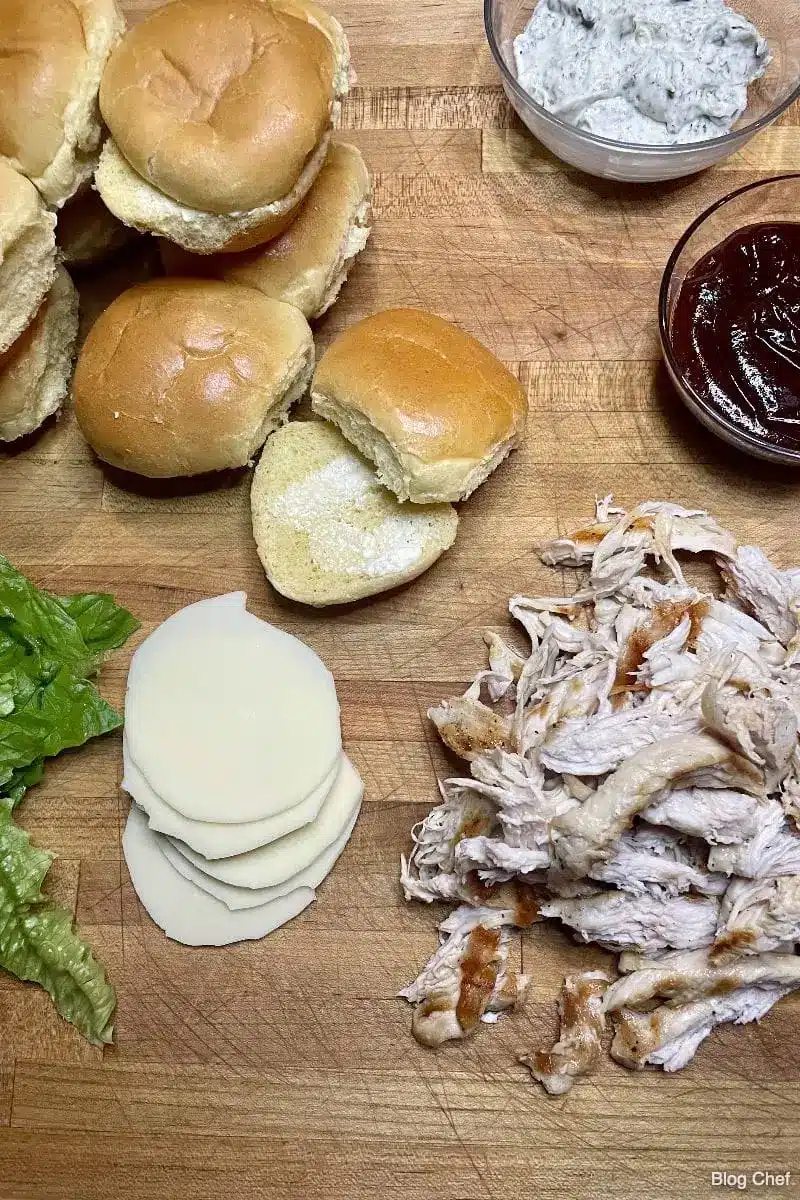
513,880,541,928
612,600,709,695
710,928,757,959
521,971,609,1096
458,813,494,842
456,926,503,1032
430,697,514,760
610,1009,663,1069
566,524,613,545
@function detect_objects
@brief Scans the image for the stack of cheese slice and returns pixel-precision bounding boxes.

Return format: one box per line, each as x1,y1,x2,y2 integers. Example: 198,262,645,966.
122,592,362,945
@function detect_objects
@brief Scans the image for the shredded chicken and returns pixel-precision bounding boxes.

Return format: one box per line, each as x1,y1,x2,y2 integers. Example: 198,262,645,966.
521,971,610,1096
428,696,514,761
399,498,800,1088
589,826,727,897
398,906,529,1047
713,876,800,960
400,787,497,904
610,987,788,1071
552,734,762,878
540,892,720,954
641,787,760,845
604,948,800,1010
708,800,800,879
721,546,800,648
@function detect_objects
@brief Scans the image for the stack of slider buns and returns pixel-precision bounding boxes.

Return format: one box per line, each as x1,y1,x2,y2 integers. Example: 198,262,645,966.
0,163,78,441
0,0,369,444
95,0,351,253
0,0,528,609
0,0,125,440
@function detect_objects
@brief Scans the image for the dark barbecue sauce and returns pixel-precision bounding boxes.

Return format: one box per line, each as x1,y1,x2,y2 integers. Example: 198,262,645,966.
670,222,800,451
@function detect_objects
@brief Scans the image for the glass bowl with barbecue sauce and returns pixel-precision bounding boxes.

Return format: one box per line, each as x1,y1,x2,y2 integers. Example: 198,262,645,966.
660,174,800,463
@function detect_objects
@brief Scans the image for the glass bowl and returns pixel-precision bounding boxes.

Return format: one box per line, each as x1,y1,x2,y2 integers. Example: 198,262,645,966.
484,0,800,182
659,174,800,464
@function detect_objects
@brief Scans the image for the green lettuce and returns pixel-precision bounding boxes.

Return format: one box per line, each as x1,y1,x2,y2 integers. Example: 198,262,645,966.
55,591,141,666
0,804,115,1044
0,554,139,1043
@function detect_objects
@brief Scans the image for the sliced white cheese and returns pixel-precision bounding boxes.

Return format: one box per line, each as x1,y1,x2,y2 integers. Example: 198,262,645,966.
123,803,315,946
125,593,341,823
123,736,338,858
161,801,361,909
167,755,364,888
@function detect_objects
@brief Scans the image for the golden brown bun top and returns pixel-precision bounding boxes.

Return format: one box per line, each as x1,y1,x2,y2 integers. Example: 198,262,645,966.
73,278,312,476
312,308,527,465
0,160,49,248
0,0,118,178
99,0,335,215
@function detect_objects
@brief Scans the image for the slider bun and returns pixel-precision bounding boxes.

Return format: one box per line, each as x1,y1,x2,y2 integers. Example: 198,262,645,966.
94,135,325,255
0,268,80,442
0,0,125,207
0,163,57,353
311,309,528,503
74,279,314,477
57,186,135,268
99,0,337,215
160,143,372,318
251,421,459,606
271,0,351,97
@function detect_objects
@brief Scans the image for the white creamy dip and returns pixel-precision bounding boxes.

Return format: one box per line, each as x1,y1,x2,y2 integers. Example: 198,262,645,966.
513,0,770,145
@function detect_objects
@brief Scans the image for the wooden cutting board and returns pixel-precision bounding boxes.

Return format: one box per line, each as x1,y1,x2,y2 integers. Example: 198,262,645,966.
1,2,800,1197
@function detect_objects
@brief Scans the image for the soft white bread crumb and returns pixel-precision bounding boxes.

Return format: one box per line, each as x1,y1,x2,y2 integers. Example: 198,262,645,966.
0,268,80,441
311,308,528,503
0,163,57,353
251,420,459,606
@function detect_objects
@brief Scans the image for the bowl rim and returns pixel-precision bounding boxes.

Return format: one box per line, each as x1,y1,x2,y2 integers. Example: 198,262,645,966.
483,0,800,157
658,172,800,465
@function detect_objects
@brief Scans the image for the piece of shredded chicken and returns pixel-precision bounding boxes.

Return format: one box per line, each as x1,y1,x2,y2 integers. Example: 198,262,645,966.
398,906,530,1047
521,971,610,1096
551,734,763,877
713,876,800,960
610,986,789,1072
708,800,800,879
604,948,800,1010
399,498,800,1089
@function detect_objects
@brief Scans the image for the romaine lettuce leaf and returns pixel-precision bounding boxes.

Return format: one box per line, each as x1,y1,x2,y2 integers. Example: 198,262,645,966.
55,592,141,665
0,555,92,672
0,665,122,789
0,555,137,1043
0,803,115,1044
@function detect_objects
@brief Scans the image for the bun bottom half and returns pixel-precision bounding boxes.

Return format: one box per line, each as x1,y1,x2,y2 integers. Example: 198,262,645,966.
251,420,459,606
0,267,80,441
95,134,330,254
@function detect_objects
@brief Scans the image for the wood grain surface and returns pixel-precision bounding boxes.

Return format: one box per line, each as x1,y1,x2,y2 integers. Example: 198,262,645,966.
1,2,800,1197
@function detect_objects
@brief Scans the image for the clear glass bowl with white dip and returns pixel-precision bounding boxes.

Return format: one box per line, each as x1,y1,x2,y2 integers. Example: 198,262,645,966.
485,0,800,181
